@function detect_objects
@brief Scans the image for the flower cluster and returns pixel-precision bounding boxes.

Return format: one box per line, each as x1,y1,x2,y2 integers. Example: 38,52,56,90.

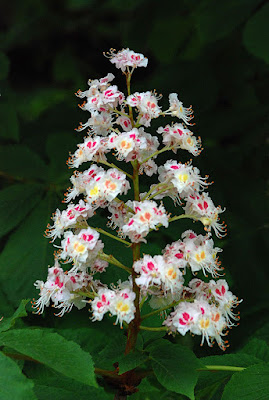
164,278,240,350
91,279,136,326
34,261,96,316
34,48,240,350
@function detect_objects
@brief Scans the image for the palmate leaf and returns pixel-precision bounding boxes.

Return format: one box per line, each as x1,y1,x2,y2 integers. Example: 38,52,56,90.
118,350,149,374
24,364,111,400
243,3,269,64
0,102,19,141
240,338,269,362
149,339,203,400
193,0,262,44
222,363,269,400
0,193,58,306
0,145,47,180
0,299,29,333
0,329,97,387
0,52,9,80
0,183,43,238
196,353,262,400
0,351,37,400
16,88,69,122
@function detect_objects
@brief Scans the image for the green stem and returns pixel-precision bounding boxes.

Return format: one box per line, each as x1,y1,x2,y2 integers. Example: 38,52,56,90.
92,227,131,246
125,160,141,354
147,184,174,201
169,214,199,223
141,145,175,164
126,72,134,126
140,326,167,331
99,253,132,274
141,298,194,321
200,365,246,372
139,295,147,310
71,290,95,299
114,197,134,213
111,108,130,118
141,182,166,201
97,160,133,180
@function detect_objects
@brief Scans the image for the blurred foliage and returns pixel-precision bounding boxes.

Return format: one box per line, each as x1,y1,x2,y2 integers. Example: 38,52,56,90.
0,0,269,398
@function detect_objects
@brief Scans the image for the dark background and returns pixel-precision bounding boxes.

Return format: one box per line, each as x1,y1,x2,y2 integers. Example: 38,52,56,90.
0,0,268,354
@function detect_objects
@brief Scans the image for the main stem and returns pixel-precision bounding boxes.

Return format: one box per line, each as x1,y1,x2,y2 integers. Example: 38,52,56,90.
125,163,141,355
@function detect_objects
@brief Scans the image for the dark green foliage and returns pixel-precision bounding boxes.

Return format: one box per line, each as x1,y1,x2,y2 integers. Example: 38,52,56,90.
0,352,37,400
0,329,96,386
0,0,268,398
149,340,203,399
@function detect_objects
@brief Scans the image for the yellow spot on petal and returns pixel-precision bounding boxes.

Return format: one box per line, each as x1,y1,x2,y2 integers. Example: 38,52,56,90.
89,186,99,197
195,253,201,262
121,140,131,149
178,173,189,183
200,318,210,329
73,242,85,253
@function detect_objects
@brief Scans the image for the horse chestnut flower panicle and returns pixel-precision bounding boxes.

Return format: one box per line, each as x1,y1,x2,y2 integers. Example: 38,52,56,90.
34,48,241,351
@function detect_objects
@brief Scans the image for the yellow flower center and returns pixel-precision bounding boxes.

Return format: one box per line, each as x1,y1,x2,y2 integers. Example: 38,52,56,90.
73,242,85,253
178,173,189,183
89,186,99,197
200,318,210,329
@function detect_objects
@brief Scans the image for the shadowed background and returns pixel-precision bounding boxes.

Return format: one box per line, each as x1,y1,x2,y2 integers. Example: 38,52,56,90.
0,0,268,357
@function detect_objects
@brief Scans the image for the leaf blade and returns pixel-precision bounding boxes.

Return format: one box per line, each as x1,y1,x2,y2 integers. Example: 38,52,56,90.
0,329,97,387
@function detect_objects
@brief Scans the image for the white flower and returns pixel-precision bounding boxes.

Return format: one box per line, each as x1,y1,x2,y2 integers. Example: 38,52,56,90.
184,193,226,238
134,255,165,289
45,200,94,241
182,231,223,277
106,48,148,72
33,261,93,315
126,91,161,126
122,200,169,243
60,228,103,268
157,123,202,156
168,93,194,125
158,160,209,199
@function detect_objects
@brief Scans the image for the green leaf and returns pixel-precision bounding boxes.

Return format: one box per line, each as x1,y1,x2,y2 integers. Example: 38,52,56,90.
0,145,47,180
0,184,43,238
53,49,84,86
96,334,127,370
241,338,269,362
0,300,29,333
0,52,9,80
253,321,269,343
0,194,57,306
222,363,269,400
196,353,262,400
25,364,110,400
0,329,97,387
148,16,191,63
0,351,36,400
65,0,95,9
119,350,148,374
46,132,77,185
131,376,162,399
55,326,108,361
17,89,68,122
243,3,269,64
103,0,145,11
149,340,203,400
0,102,19,141
194,0,261,44
33,384,109,400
